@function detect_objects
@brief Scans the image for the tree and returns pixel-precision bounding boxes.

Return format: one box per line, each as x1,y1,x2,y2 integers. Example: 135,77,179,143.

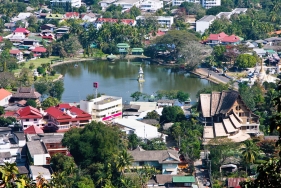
240,140,259,174
0,107,3,116
160,106,185,124
51,153,76,174
206,6,231,15
236,54,257,68
128,134,141,150
114,150,133,174
256,139,277,156
176,91,190,104
140,138,167,150
18,68,33,87
129,6,141,19
144,111,160,120
0,72,16,89
63,36,82,57
130,91,143,101
41,97,60,109
49,80,64,100
0,117,16,127
26,99,37,108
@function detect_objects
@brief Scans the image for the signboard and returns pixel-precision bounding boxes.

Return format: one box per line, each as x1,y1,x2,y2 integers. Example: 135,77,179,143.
93,82,98,88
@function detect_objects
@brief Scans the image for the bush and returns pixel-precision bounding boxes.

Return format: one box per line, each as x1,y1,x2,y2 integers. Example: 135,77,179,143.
29,62,35,70
50,70,56,76
255,160,267,164
37,66,45,74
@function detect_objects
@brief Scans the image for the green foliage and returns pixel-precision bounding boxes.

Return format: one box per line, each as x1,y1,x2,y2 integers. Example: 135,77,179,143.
128,133,142,150
37,66,46,74
50,153,76,174
176,91,190,103
26,99,37,108
179,2,206,19
0,106,4,116
240,140,260,164
140,138,167,150
130,91,143,101
206,6,231,15
236,54,257,68
239,82,264,110
41,97,60,109
196,83,229,97
213,45,226,62
49,80,65,100
0,117,16,127
144,111,160,121
160,106,185,123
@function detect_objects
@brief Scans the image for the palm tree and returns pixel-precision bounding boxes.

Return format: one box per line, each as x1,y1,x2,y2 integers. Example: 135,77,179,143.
115,150,134,174
240,140,259,174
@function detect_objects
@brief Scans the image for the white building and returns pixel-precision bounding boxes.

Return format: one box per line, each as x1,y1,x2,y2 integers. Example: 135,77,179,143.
202,0,221,9
80,95,122,122
0,89,12,106
100,0,117,9
29,165,52,181
140,0,163,12
136,16,174,28
114,0,141,10
50,0,81,7
27,141,50,166
11,13,33,22
113,118,167,141
172,0,199,7
196,15,216,34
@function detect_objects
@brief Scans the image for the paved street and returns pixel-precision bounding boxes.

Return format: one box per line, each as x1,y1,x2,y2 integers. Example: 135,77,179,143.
194,152,210,188
196,68,239,89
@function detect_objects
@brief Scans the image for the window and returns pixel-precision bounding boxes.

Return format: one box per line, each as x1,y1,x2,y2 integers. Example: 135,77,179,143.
236,105,241,110
24,125,27,128
34,119,37,121
139,161,144,166
26,119,29,121
50,144,54,148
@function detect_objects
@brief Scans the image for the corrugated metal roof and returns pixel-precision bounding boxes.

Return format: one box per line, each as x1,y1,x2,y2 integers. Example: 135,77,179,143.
228,178,245,187
172,176,195,183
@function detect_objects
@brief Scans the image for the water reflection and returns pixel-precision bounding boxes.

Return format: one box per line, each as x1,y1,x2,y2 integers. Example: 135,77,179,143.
54,60,213,103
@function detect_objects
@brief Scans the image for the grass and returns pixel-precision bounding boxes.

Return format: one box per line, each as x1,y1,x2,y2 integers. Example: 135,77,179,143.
13,56,59,74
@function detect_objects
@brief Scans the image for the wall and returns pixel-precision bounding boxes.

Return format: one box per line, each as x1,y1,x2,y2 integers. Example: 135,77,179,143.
21,118,44,129
162,163,178,175
135,124,159,140
196,21,212,34
0,95,12,106
33,154,50,165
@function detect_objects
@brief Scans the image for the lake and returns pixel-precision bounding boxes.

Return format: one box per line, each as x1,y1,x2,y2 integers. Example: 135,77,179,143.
54,60,213,103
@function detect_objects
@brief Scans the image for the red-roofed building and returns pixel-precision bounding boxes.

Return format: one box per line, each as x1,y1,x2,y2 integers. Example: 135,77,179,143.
0,36,3,43
9,49,23,61
227,178,245,188
96,18,136,26
206,32,242,46
0,88,12,106
24,125,44,134
14,28,30,36
45,104,92,132
32,47,47,56
17,106,46,130
64,12,79,19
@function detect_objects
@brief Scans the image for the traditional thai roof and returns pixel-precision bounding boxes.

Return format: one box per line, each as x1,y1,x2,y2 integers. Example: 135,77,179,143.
12,87,41,99
24,125,44,134
199,91,239,118
14,28,30,33
32,47,47,53
17,106,42,119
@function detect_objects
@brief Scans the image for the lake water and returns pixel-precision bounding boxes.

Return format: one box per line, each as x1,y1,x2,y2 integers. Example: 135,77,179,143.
54,60,213,103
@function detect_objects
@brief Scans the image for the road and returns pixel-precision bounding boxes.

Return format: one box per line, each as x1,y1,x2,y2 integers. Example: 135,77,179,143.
196,68,239,89
195,152,210,188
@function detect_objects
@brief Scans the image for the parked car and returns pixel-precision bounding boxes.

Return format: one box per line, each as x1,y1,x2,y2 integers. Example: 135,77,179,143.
210,66,219,73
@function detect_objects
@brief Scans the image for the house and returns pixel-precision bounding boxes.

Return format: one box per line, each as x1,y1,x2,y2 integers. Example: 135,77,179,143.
0,88,12,106
228,178,245,188
232,8,247,14
216,12,233,19
113,118,166,141
64,12,80,19
140,0,163,12
45,14,64,20
50,0,81,7
205,32,241,46
14,28,30,36
157,100,175,107
128,149,180,174
0,130,26,164
198,91,260,143
172,0,200,6
171,176,196,187
22,38,39,46
40,24,56,32
24,125,44,134
196,15,216,34
32,47,47,56
136,16,174,28
29,165,52,181
113,0,141,10
45,104,92,132
131,48,144,55
130,101,157,112
9,49,23,61
28,134,67,156
26,140,50,165
96,18,136,26
80,95,122,122
16,106,46,129
117,43,130,53
81,13,98,22
11,87,41,103
123,104,141,117
202,0,221,9
55,27,70,34
11,13,33,22
99,0,117,9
